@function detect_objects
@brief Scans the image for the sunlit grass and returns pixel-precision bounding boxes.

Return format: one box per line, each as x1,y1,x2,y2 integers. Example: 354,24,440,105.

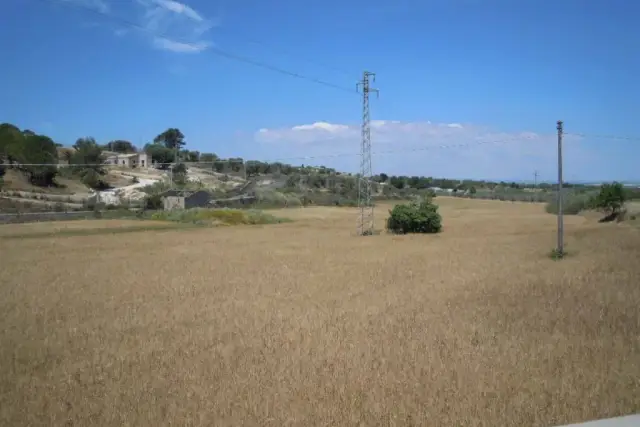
0,198,638,426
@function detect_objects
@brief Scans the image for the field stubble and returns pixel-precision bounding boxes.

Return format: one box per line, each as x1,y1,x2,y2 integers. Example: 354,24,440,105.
1,198,639,426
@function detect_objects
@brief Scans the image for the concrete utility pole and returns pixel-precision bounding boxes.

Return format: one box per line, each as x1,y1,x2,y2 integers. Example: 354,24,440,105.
556,120,564,255
172,145,179,190
356,71,378,236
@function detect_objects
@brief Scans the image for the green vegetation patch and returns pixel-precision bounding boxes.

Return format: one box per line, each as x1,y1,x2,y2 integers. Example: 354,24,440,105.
149,208,291,226
386,196,443,234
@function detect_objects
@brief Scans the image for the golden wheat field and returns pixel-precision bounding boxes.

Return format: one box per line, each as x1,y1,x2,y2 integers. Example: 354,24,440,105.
1,198,639,426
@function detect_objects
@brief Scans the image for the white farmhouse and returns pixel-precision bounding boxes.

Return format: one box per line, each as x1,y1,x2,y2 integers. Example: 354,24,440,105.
103,151,151,168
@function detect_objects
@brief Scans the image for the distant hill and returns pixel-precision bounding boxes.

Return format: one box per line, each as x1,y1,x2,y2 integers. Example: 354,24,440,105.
3,121,639,211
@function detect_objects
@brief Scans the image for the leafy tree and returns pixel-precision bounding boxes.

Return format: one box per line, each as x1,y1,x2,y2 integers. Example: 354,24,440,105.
70,137,108,189
389,176,405,189
387,197,442,234
180,150,200,162
0,123,59,185
408,176,421,188
379,173,388,183
592,182,626,215
200,152,218,163
22,134,59,186
144,193,163,210
213,160,226,173
172,162,187,186
0,123,24,163
105,140,136,153
469,186,477,195
154,128,185,149
144,143,175,168
58,148,74,162
228,157,244,172
0,158,5,189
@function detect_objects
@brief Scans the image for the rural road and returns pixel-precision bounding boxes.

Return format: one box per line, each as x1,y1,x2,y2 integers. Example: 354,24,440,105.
96,177,159,205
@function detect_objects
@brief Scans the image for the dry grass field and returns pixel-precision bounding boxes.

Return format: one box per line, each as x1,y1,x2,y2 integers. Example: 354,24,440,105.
1,197,639,426
0,219,179,237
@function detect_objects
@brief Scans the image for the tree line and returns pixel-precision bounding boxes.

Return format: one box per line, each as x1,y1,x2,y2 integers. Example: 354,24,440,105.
2,121,634,197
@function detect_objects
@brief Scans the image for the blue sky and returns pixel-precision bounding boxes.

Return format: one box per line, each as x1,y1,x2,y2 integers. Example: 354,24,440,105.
1,0,639,182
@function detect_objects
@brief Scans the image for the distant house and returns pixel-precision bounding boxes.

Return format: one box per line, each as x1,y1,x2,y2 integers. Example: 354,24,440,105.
161,189,212,210
103,151,151,168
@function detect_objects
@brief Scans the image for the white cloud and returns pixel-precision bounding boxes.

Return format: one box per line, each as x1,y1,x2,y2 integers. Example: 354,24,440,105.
254,120,596,181
153,37,209,53
136,0,214,53
153,0,203,22
292,122,349,132
63,0,214,53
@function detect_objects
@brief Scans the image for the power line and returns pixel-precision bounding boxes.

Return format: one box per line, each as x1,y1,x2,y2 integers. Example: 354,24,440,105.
69,0,357,77
196,23,356,78
37,0,358,94
9,136,548,167
564,132,640,141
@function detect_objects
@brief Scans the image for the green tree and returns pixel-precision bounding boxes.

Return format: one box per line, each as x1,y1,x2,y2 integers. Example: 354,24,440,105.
70,137,108,189
22,134,59,186
0,123,59,186
154,128,185,149
0,123,24,163
408,176,421,188
200,152,218,163
386,197,442,234
172,162,187,186
389,176,405,189
228,157,244,173
144,143,175,169
58,148,74,162
105,140,136,153
469,186,477,195
180,150,200,162
0,159,5,189
592,182,626,215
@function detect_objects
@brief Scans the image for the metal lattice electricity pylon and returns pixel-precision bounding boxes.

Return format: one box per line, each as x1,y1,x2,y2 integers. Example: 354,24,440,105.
356,71,378,236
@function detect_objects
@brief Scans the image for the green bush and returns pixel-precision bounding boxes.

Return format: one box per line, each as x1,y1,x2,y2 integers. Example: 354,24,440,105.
254,188,302,208
386,197,442,234
593,182,626,214
545,192,595,215
149,208,289,226
144,194,163,210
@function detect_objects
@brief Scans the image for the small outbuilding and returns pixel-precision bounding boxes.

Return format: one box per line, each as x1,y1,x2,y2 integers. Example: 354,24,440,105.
161,189,212,211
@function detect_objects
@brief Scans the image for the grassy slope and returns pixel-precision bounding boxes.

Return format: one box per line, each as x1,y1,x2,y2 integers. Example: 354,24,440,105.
1,169,90,194
0,168,159,196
